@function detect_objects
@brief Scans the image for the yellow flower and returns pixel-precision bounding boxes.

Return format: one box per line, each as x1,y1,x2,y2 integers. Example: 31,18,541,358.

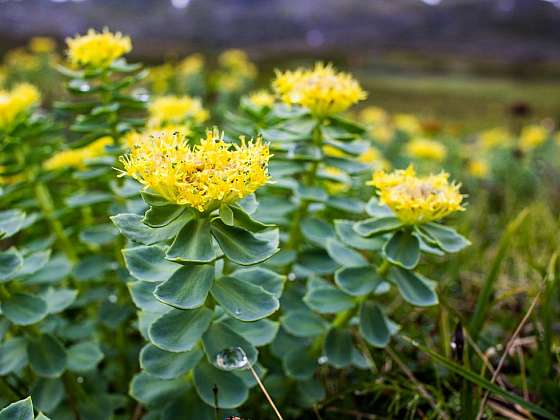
519,125,548,152
478,127,511,150
393,114,421,136
44,137,113,171
148,95,209,127
149,63,175,94
272,62,367,117
467,159,489,178
218,49,257,79
122,125,192,149
368,165,464,225
370,125,394,144
0,83,41,130
405,138,447,162
29,37,56,54
358,146,389,169
360,106,388,125
66,28,131,68
322,145,347,158
120,128,270,212
5,49,40,71
179,53,204,76
247,90,275,108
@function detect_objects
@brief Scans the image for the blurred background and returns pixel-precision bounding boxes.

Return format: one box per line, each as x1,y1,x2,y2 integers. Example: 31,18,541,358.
2,0,560,130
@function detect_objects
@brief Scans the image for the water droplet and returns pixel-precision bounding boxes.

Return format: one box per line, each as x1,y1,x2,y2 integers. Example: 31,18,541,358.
215,347,248,370
77,376,84,383
234,308,242,315
108,294,118,303
78,83,91,92
317,355,328,365
287,272,296,281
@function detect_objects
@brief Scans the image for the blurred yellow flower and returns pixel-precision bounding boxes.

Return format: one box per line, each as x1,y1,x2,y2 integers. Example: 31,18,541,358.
247,90,275,108
358,146,389,169
5,49,40,71
478,127,511,150
360,106,388,125
393,114,421,136
322,145,347,158
467,159,489,178
369,165,464,224
370,125,394,144
149,63,175,94
120,128,270,211
66,28,131,68
29,37,56,54
44,137,113,171
519,125,548,152
218,49,257,79
148,95,209,127
272,62,367,117
405,138,447,162
179,53,204,76
0,83,41,130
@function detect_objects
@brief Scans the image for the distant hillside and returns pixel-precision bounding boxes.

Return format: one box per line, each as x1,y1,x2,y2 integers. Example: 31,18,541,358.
1,0,560,62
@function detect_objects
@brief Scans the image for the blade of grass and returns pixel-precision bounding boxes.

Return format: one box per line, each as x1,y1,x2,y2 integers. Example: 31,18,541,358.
401,336,559,420
469,208,529,341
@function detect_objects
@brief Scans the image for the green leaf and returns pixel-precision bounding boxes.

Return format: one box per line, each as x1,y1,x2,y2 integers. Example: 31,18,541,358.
354,217,403,237
166,218,223,263
123,245,180,282
210,219,278,265
296,185,327,202
35,414,51,420
417,223,470,253
1,293,48,325
193,360,248,409
18,251,51,278
383,230,420,269
0,249,23,282
66,191,111,208
219,203,234,225
31,378,64,413
326,238,368,267
296,378,326,408
228,205,274,233
359,302,398,348
42,288,77,314
79,224,118,246
140,190,170,207
130,372,190,406
281,310,328,337
296,249,338,275
149,307,213,352
66,341,103,372
201,322,257,367
229,267,285,299
283,348,317,380
335,266,382,296
325,327,353,368
211,276,279,321
0,210,27,238
0,337,28,374
301,217,335,247
388,267,438,307
154,264,214,310
140,343,202,379
335,220,384,251
365,197,394,218
404,336,560,420
0,397,33,420
143,205,186,228
128,281,170,313
111,213,189,245
220,318,279,347
27,334,67,378
325,197,366,214
304,283,355,314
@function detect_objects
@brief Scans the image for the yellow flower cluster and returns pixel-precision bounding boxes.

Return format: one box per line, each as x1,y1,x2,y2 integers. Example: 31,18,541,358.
519,125,548,152
122,125,192,149
218,49,257,79
44,137,113,171
394,114,422,136
29,37,56,54
66,28,132,68
247,90,275,108
148,64,175,94
360,106,389,126
369,165,464,225
405,138,447,162
120,128,270,212
179,54,204,76
0,83,41,130
478,127,511,150
148,95,209,127
467,159,489,178
272,62,367,117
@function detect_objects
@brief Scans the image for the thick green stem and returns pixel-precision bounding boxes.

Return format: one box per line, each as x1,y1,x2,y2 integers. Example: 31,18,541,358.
34,182,78,262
